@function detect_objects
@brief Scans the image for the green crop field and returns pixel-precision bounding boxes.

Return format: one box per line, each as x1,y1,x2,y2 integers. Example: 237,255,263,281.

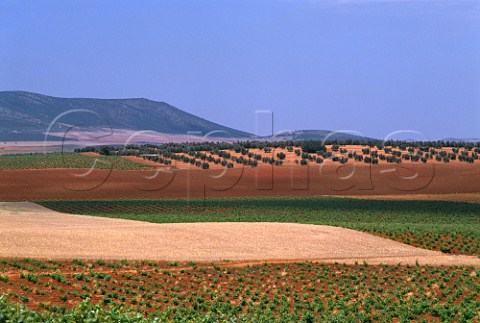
39,197,480,257
0,259,478,322
0,153,153,170
4,196,480,321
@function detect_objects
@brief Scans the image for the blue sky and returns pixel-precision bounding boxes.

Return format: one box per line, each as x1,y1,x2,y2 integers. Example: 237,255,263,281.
1,0,479,140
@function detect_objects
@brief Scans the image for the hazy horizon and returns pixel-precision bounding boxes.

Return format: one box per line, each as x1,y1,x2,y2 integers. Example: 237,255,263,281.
1,0,479,140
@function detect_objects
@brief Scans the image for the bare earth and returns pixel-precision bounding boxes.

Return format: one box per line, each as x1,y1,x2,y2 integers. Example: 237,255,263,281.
1,202,478,266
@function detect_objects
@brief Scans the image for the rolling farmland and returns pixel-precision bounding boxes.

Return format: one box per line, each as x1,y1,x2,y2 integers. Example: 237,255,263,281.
39,197,480,257
2,0,479,318
1,142,479,321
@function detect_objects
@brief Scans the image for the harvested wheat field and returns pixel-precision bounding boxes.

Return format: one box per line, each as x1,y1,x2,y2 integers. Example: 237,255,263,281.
0,202,478,266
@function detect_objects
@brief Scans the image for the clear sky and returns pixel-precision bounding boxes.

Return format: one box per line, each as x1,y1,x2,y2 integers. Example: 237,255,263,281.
1,0,479,140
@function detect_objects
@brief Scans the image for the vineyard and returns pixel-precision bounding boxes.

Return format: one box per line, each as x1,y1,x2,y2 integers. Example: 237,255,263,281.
0,259,478,321
0,153,153,170
39,197,480,257
2,143,479,321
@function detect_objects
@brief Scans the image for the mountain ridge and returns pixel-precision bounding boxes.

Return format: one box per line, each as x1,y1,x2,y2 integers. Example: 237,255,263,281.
0,91,253,141
1,91,376,143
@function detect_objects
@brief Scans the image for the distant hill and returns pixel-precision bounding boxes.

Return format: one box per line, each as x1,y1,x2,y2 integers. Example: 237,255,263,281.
271,130,373,141
0,91,253,141
0,91,377,143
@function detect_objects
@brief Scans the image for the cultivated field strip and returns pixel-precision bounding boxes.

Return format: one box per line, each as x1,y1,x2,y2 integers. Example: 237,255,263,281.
0,259,478,321
0,153,152,170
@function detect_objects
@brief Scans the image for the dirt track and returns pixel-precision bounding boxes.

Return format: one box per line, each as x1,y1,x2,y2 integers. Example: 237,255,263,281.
1,202,479,266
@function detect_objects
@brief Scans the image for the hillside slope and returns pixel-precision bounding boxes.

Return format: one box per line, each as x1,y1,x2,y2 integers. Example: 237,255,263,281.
0,91,253,141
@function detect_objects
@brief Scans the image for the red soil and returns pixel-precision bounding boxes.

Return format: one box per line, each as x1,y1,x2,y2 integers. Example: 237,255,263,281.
0,161,478,201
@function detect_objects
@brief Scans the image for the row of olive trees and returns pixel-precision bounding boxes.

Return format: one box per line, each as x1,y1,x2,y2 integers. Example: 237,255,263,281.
76,139,480,167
